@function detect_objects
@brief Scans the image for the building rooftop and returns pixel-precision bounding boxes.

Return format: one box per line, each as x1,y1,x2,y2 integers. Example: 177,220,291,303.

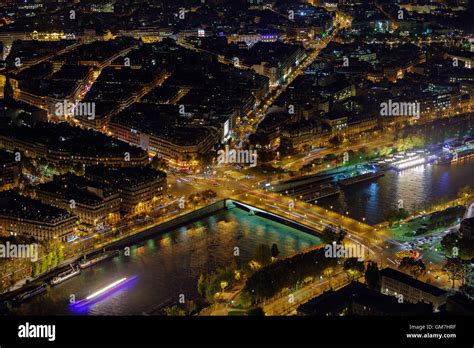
96,66,163,86
381,267,447,297
50,64,93,81
0,190,75,224
298,282,433,316
85,165,166,190
110,103,218,147
60,36,137,66
36,174,118,206
0,149,16,165
0,122,146,159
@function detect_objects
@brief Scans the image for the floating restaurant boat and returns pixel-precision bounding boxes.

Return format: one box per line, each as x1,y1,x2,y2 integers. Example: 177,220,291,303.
309,186,341,200
391,155,426,170
13,284,46,303
51,265,81,285
79,250,120,269
338,172,384,187
436,148,474,164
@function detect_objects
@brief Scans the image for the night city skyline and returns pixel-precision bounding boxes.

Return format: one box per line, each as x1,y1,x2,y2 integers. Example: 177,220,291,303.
0,0,473,346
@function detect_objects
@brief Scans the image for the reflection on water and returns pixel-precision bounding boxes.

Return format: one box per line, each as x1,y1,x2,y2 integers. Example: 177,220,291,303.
12,207,320,315
319,160,474,224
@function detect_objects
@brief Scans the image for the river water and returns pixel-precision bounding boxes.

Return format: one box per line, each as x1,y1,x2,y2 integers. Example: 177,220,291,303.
319,159,474,225
11,207,320,315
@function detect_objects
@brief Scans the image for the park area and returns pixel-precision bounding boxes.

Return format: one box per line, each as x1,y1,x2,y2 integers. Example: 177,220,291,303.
390,206,465,242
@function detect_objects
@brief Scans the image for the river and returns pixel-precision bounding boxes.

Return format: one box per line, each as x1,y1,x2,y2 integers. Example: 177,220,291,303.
11,206,320,315
319,159,474,225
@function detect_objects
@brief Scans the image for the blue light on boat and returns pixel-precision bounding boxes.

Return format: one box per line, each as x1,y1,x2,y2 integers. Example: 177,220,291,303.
70,275,138,309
